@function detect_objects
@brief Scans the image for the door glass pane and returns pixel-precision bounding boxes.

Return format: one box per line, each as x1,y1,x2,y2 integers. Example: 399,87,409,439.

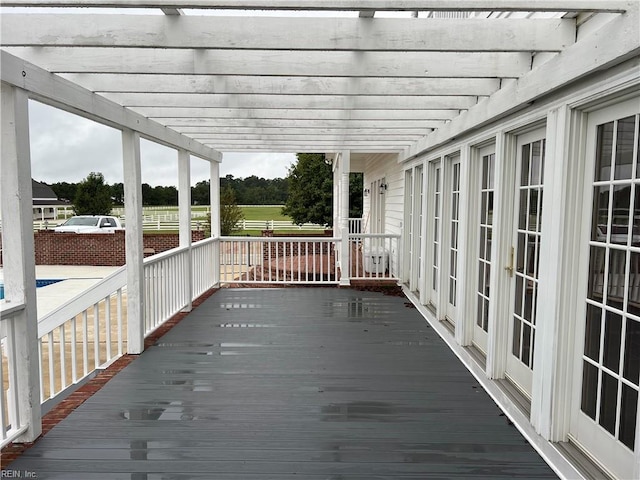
595,121,613,181
432,165,441,297
477,153,495,333
602,311,622,373
614,116,636,180
582,114,640,451
448,162,460,309
512,139,544,370
620,385,638,449
581,361,599,419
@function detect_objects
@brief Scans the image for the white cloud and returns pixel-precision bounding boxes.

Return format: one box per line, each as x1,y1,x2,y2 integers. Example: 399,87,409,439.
28,101,296,187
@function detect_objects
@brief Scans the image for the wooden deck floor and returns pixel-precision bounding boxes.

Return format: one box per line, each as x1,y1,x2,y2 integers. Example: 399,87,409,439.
7,288,557,479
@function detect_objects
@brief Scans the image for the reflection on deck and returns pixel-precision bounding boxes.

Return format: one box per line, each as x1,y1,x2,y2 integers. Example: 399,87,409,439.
8,288,557,479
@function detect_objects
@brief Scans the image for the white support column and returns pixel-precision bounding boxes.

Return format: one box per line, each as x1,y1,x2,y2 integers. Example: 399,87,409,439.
0,84,42,442
486,131,515,379
531,105,587,441
122,129,145,354
209,161,220,237
209,161,220,285
178,149,192,312
339,150,351,286
332,155,340,237
455,144,474,346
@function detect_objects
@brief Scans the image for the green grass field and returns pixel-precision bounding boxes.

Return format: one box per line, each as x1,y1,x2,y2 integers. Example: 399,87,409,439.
240,205,288,221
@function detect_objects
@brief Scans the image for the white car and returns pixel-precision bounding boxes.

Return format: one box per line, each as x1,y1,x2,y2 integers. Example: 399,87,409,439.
54,215,123,233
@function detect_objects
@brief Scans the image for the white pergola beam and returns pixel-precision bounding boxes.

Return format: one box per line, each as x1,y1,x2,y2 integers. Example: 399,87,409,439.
170,119,439,129
190,133,425,141
101,93,477,110
1,15,575,52
403,4,640,160
0,51,222,162
5,48,532,78
61,74,501,97
0,1,631,13
130,108,458,121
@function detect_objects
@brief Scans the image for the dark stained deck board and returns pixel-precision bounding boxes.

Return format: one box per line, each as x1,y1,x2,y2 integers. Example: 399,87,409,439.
8,288,557,479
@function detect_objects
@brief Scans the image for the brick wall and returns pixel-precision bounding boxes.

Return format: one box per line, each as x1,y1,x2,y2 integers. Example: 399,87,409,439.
27,230,206,266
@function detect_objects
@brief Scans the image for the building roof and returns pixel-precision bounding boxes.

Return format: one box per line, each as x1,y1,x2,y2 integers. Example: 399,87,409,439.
31,179,58,200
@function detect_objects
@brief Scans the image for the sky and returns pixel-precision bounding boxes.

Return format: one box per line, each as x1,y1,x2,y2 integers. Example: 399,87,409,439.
28,100,296,187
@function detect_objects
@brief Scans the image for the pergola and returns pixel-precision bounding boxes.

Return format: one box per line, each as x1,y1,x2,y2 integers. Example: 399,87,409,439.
1,4,639,474
1,1,636,157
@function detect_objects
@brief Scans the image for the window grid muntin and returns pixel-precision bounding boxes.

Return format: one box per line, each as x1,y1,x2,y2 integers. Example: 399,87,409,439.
449,162,461,307
417,167,424,279
582,114,640,451
512,139,545,369
477,153,495,332
432,165,441,294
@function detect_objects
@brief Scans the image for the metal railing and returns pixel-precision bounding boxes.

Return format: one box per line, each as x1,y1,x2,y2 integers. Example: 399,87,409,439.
219,236,339,284
1,303,29,447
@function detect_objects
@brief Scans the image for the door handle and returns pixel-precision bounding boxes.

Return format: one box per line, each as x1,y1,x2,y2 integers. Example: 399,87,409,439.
505,247,514,278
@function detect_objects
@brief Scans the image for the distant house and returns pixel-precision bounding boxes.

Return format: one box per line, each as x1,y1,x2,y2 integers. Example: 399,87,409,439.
32,180,70,220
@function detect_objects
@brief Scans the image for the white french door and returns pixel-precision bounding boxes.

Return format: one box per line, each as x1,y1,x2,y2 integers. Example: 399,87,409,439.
505,129,546,398
427,161,442,308
472,146,496,354
571,100,639,480
445,156,461,324
403,166,423,293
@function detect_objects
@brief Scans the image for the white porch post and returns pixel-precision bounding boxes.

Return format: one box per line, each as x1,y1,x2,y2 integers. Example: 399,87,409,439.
332,155,340,237
178,149,192,312
485,131,515,379
339,150,351,286
531,105,585,441
209,160,220,286
0,84,42,442
455,144,473,346
209,161,220,238
122,129,145,354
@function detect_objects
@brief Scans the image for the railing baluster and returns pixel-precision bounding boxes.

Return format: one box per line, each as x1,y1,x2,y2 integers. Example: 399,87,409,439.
47,332,55,400
105,295,112,362
0,337,6,440
93,303,100,370
71,317,77,383
117,289,123,356
82,310,88,377
59,325,66,391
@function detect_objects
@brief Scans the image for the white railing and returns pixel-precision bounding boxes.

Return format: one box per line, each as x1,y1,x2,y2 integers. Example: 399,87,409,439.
348,233,401,280
220,236,339,284
1,303,29,448
191,236,218,299
348,217,362,234
36,267,127,405
143,246,190,335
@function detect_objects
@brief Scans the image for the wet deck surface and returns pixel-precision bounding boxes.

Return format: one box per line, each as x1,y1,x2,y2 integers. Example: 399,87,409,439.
8,288,557,479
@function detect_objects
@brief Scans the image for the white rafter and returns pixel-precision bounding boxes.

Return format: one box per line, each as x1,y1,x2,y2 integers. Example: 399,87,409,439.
0,1,637,154
0,15,575,52
0,1,632,12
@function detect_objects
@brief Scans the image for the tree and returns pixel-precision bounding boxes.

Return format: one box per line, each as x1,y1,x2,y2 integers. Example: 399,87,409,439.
219,185,245,236
73,172,113,215
282,153,333,227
